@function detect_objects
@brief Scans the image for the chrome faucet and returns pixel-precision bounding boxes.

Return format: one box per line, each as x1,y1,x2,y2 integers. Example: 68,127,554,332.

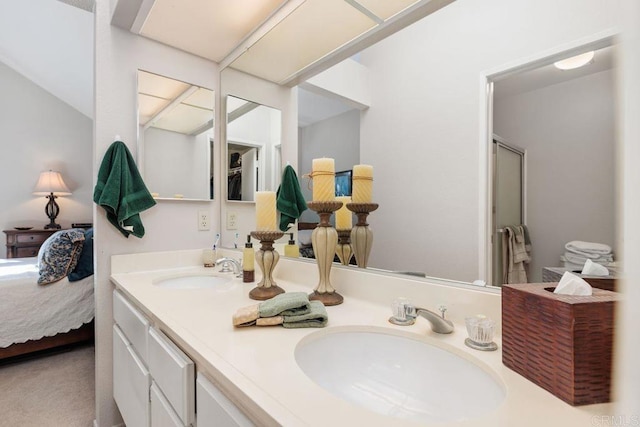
389,299,454,334
215,257,242,277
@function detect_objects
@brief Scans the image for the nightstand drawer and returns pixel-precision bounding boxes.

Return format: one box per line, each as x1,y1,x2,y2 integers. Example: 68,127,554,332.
16,233,49,244
15,247,39,258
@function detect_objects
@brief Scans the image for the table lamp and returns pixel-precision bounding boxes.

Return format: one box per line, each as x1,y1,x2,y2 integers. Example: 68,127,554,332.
33,170,71,229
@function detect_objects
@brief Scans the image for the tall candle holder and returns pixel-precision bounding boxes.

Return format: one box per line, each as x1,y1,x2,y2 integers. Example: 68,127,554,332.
307,201,344,306
346,202,379,268
249,230,285,300
335,229,353,266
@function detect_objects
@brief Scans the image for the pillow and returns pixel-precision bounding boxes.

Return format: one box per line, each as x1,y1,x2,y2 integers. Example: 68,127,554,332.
68,228,94,282
37,229,86,285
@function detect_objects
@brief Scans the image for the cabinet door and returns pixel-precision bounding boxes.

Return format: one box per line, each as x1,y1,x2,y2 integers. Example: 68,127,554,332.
113,290,149,363
147,327,195,426
113,325,150,427
196,375,255,427
151,382,186,427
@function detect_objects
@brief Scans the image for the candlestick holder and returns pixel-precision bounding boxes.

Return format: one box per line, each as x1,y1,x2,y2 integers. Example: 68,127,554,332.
335,229,353,266
346,202,379,268
249,230,285,300
307,201,344,306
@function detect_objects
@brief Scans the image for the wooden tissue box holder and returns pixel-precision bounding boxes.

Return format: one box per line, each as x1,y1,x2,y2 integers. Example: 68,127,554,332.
502,283,620,405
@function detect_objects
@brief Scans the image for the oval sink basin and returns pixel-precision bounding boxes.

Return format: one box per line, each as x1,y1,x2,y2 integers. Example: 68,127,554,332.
153,275,233,290
295,329,505,423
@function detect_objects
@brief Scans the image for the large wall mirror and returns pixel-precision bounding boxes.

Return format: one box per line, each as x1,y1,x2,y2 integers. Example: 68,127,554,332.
226,95,282,202
137,70,215,201
221,5,618,288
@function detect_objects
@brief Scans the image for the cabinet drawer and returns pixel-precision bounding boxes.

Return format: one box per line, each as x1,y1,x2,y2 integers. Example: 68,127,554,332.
151,382,186,427
15,247,39,258
113,325,150,427
196,374,255,427
16,233,49,244
148,327,195,426
113,290,149,363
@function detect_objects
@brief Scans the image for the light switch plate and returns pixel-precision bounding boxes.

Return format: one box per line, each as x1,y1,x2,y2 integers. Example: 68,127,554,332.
227,212,238,230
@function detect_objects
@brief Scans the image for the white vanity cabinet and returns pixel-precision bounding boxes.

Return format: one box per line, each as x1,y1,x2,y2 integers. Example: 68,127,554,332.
113,290,196,427
196,375,255,427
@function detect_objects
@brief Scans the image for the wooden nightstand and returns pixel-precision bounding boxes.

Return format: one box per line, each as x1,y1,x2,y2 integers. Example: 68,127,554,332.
3,229,61,259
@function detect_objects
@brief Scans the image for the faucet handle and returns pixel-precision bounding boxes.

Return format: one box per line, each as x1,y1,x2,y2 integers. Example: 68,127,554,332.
438,304,448,319
389,298,417,326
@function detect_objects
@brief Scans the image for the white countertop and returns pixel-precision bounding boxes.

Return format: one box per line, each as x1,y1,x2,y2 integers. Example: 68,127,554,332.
110,250,614,426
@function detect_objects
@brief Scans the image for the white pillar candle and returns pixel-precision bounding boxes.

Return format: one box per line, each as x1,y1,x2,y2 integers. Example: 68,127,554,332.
335,196,352,229
312,158,335,201
256,191,277,231
352,164,373,203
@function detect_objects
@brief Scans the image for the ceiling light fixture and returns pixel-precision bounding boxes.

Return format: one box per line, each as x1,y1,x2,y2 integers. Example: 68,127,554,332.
554,51,595,70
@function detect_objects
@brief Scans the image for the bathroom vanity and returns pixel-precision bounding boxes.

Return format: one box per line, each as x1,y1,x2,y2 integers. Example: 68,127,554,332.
111,249,615,426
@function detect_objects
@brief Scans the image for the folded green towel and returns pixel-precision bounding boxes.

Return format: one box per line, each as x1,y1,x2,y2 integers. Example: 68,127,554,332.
93,141,156,238
276,165,308,232
282,301,328,328
259,292,311,317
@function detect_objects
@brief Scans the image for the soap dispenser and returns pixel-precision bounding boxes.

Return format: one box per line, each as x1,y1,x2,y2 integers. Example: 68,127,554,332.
284,233,300,258
243,235,255,283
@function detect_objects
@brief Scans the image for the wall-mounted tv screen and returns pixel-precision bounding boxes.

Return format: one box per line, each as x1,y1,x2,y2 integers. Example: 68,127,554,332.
335,170,352,196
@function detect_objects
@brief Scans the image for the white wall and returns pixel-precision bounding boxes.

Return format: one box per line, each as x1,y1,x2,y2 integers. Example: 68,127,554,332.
494,70,616,282
359,0,620,282
0,61,93,257
617,0,640,417
220,68,297,249
0,0,93,118
298,109,360,223
94,3,220,424
142,127,211,199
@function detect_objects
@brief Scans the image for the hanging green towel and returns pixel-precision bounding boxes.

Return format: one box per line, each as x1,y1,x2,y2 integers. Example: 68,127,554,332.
93,141,156,238
276,165,308,232
282,301,328,328
258,292,311,317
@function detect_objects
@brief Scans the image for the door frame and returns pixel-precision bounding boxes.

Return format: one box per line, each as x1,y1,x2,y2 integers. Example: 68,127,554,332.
478,30,617,285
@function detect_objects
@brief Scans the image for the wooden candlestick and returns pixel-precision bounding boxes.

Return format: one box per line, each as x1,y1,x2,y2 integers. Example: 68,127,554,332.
346,202,379,268
307,201,343,306
249,230,285,300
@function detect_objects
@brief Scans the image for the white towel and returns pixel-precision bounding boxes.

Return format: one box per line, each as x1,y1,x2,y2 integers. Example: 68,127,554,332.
565,241,612,255
564,252,613,266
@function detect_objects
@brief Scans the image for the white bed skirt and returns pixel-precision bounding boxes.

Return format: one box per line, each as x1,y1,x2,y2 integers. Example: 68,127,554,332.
0,258,94,348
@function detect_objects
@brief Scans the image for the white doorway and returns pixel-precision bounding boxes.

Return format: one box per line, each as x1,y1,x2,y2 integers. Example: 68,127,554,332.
482,33,617,285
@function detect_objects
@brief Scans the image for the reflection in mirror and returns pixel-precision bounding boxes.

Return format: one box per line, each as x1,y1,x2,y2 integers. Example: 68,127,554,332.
294,40,617,285
226,95,282,202
137,70,214,200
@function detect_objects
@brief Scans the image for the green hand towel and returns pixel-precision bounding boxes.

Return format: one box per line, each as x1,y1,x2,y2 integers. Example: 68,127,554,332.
282,301,328,328
276,165,308,232
258,292,311,318
93,141,156,238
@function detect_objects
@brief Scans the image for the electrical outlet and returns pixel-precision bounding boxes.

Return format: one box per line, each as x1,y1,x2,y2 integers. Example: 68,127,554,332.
198,210,210,231
227,211,238,230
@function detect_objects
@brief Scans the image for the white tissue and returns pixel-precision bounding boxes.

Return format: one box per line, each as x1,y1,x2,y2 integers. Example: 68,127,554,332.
581,259,609,276
553,272,593,296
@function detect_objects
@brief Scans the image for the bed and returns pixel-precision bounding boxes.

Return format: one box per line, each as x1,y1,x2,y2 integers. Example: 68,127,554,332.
0,229,95,361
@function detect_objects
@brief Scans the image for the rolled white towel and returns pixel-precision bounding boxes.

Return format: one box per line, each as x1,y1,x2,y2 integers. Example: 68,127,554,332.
564,252,613,266
565,240,612,255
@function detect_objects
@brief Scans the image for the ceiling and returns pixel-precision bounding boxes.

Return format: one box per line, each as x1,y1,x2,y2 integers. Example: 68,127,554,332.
494,45,616,99
138,70,214,135
111,0,454,86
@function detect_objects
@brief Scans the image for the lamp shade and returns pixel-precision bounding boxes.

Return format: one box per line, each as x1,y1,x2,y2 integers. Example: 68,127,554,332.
33,171,71,196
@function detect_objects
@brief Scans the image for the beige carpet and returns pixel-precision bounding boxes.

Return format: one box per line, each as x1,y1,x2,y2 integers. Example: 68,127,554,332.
0,344,95,427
